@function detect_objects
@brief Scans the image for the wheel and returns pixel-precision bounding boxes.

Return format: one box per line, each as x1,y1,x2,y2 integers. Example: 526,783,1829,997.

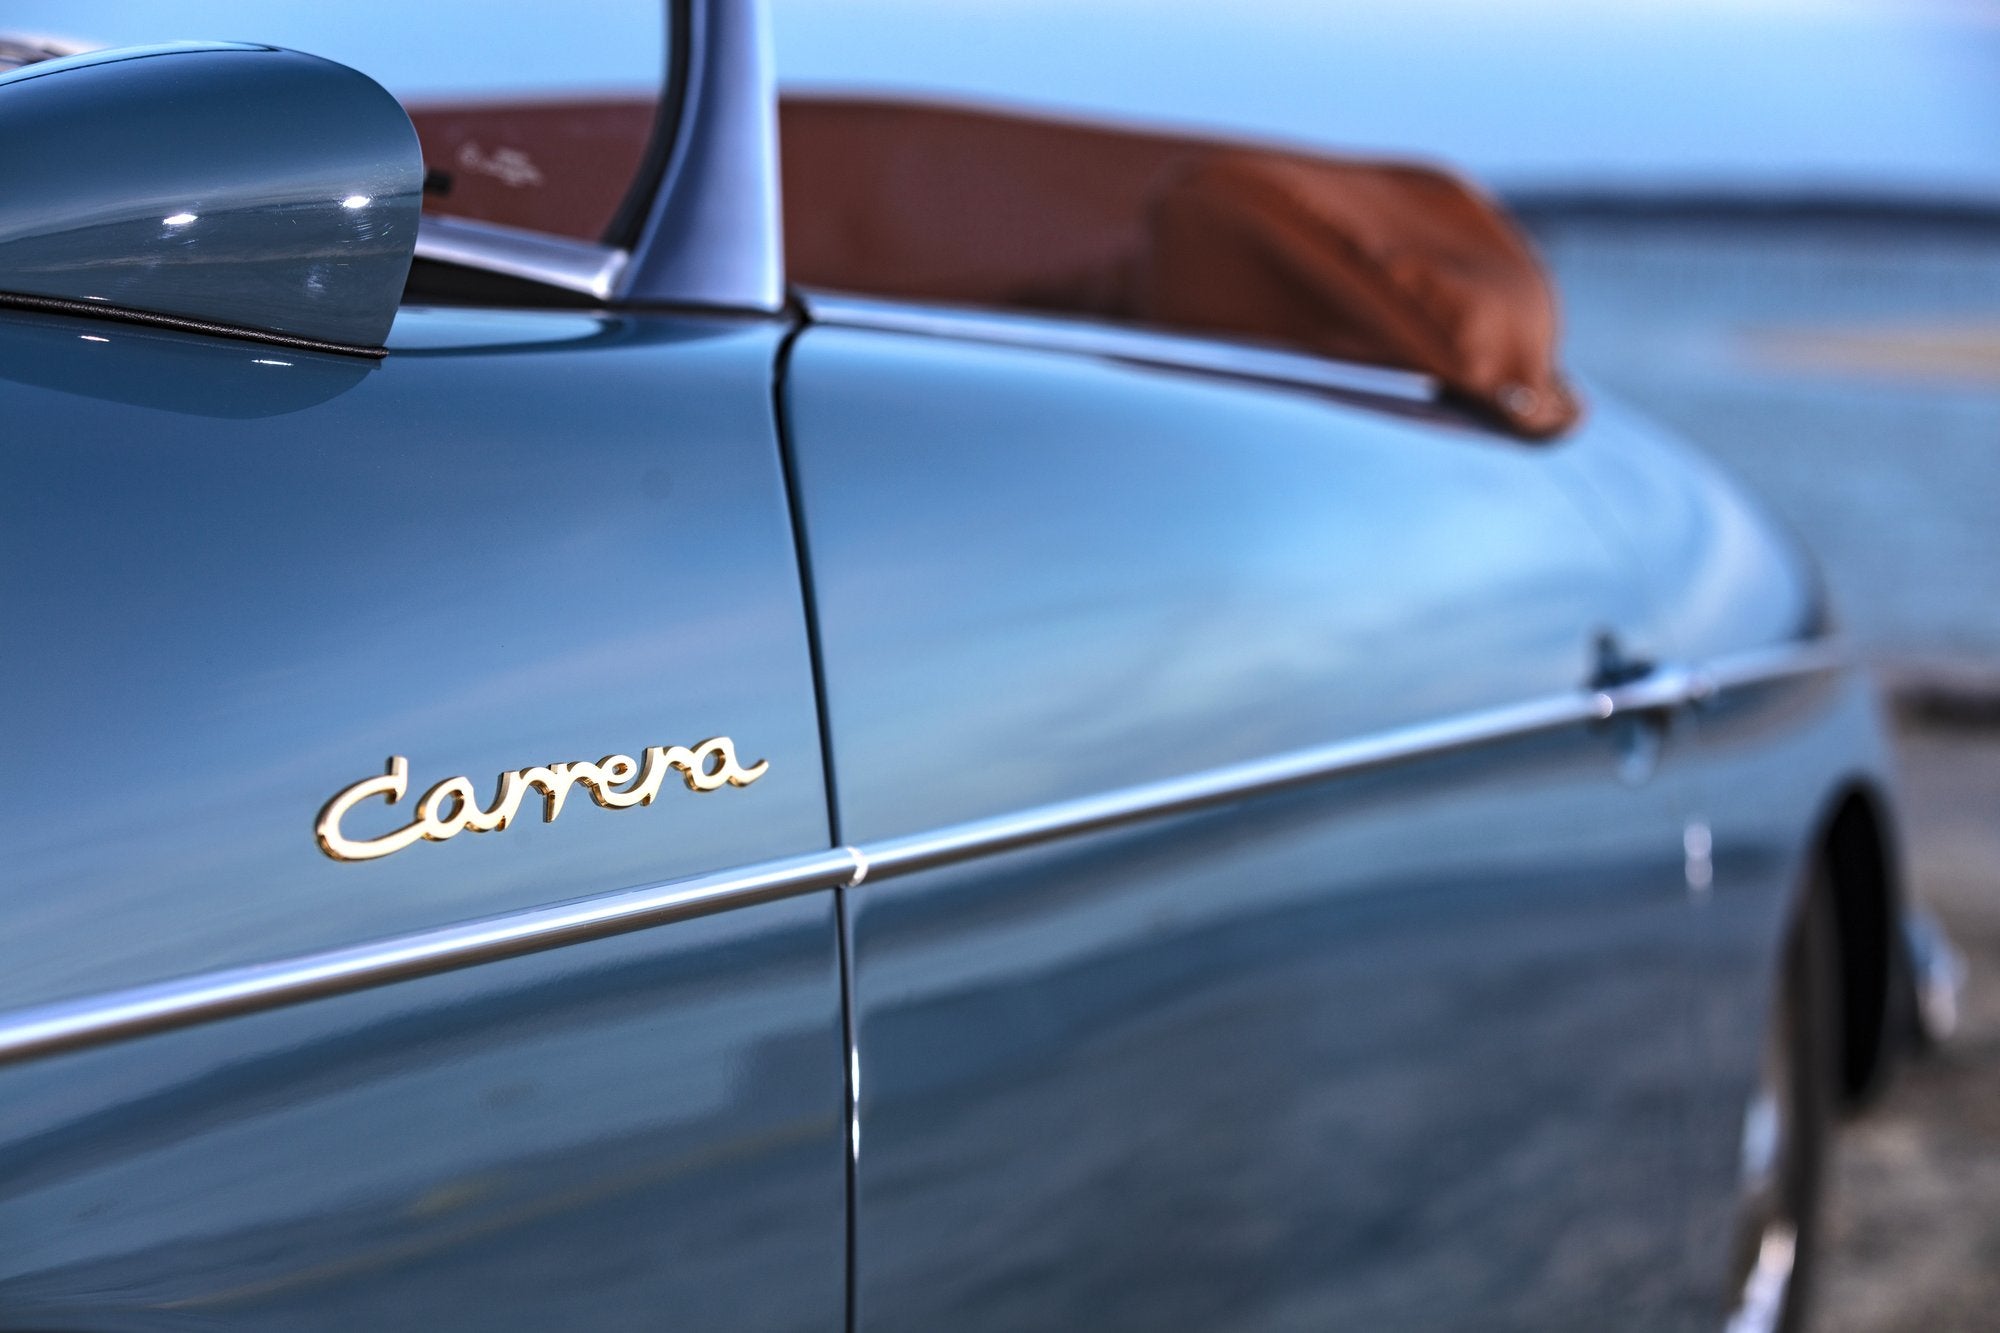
1725,865,1841,1333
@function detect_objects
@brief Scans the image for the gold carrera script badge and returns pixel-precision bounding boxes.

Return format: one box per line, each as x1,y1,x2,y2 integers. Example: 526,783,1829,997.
315,737,768,862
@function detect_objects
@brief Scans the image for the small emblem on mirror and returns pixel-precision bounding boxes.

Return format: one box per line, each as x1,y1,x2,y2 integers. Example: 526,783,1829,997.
316,738,768,862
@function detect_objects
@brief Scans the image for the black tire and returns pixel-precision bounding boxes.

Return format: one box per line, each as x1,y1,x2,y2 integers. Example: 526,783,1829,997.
1725,864,1841,1333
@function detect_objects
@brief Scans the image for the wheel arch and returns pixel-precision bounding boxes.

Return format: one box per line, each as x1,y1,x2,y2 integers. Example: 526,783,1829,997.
1813,779,1907,1108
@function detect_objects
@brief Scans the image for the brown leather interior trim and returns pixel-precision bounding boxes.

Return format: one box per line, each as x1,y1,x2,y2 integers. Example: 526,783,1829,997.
780,96,1580,438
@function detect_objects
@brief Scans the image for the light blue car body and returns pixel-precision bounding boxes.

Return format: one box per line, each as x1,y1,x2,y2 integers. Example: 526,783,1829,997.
0,4,1914,1328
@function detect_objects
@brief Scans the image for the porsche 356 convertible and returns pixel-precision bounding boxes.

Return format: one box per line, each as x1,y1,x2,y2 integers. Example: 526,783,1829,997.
0,3,1947,1328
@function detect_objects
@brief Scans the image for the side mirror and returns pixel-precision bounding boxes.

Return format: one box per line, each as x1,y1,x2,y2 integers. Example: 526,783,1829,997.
0,42,421,354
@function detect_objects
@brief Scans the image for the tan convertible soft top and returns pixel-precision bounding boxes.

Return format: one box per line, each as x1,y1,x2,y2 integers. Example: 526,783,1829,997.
781,97,1579,437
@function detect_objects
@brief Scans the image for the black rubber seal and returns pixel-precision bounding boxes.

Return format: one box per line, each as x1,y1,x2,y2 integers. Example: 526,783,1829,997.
603,0,697,248
0,291,389,358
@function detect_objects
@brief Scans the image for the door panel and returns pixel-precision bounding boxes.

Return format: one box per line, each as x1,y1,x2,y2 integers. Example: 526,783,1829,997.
0,306,846,1328
0,307,828,1006
783,326,1699,1329
786,330,1651,841
847,745,1692,1330
0,894,846,1330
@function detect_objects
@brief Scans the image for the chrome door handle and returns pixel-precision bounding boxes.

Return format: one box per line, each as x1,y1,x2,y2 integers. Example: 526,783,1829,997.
1589,632,1678,783
1590,630,1654,691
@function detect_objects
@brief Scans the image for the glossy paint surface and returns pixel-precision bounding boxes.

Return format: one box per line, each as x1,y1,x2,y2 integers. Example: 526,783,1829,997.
1544,390,1827,665
0,892,847,1330
0,219,1908,1332
0,300,850,1327
787,329,1645,841
0,44,422,347
1550,401,1896,1301
0,306,829,1008
1675,669,1890,1299
782,327,1705,1328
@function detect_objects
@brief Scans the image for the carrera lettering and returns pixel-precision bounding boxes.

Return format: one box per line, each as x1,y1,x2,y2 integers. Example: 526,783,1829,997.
315,739,770,862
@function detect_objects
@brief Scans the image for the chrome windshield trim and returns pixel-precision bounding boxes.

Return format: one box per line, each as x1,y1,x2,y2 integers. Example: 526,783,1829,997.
622,0,784,310
800,291,1440,404
405,0,780,310
0,639,1842,1068
413,216,630,302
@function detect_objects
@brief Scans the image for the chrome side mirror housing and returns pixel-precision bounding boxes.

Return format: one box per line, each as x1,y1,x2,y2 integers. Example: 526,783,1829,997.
0,42,421,353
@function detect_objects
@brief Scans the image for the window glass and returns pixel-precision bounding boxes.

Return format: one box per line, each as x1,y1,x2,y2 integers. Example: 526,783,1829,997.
1,2,668,243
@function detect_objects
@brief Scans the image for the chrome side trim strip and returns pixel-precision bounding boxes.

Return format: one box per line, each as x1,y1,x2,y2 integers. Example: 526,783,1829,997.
1698,638,1848,696
860,640,1845,881
0,849,857,1067
0,639,1843,1068
414,216,630,302
801,291,1439,405
864,691,1596,880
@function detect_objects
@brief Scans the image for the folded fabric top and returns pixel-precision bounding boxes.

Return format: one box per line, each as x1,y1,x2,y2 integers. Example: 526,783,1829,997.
782,97,1579,438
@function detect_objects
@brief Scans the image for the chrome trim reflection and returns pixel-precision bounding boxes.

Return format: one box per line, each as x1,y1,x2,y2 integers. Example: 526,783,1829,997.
1904,906,1965,1044
1698,639,1847,696
0,849,857,1066
864,691,1595,880
623,0,785,310
414,215,629,302
0,639,1842,1067
801,291,1440,404
408,0,780,310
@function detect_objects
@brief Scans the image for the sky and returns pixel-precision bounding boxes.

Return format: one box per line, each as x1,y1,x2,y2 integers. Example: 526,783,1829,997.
7,1,1997,199
772,0,2000,199
0,1,663,99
